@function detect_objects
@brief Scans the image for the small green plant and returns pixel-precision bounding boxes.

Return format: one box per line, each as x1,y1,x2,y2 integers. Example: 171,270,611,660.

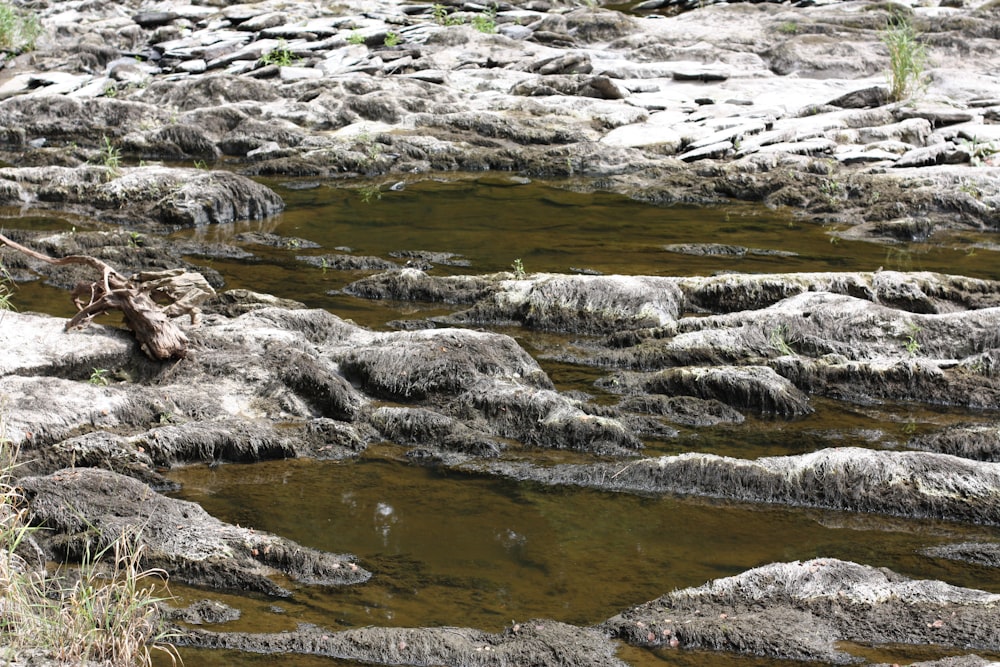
0,2,42,53
820,178,842,197
89,368,110,386
259,39,298,67
383,30,400,47
881,18,927,102
471,6,497,33
359,184,382,203
98,135,121,179
769,324,794,356
192,159,208,170
511,258,526,279
347,30,366,45
777,21,799,34
356,131,383,168
103,85,118,98
0,261,13,312
432,3,465,25
127,231,143,248
904,322,922,356
962,137,999,167
959,178,982,198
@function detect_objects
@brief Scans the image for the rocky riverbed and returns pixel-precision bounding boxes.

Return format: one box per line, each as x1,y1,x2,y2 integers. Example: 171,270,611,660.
2,0,1000,664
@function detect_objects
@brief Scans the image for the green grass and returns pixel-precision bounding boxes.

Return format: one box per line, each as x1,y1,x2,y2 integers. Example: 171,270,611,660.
0,431,181,666
98,135,122,179
0,2,41,53
471,6,498,33
259,39,298,67
881,18,927,101
0,262,13,312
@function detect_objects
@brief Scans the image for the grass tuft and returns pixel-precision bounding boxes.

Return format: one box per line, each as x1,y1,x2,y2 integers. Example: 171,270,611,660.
0,425,182,666
881,18,928,102
0,2,41,53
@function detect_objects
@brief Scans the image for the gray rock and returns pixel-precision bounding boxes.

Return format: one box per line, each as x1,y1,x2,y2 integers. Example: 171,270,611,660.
678,139,732,162
894,142,970,168
604,558,1000,662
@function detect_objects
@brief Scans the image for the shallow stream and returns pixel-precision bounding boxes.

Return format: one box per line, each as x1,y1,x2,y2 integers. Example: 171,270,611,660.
8,175,1000,666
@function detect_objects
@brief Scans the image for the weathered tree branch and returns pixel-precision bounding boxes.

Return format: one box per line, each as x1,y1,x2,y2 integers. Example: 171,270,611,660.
0,232,189,360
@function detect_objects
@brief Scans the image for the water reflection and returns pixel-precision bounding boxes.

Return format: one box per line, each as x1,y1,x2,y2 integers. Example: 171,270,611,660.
168,454,1000,637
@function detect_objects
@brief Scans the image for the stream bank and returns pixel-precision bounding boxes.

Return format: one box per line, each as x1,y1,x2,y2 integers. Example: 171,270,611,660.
2,0,1000,664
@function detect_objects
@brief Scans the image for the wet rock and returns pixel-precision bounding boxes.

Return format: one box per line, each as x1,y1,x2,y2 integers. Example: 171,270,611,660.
298,253,399,271
164,600,241,626
234,232,319,249
663,243,796,257
922,542,1000,569
908,424,1000,462
370,406,504,457
598,365,813,418
344,269,495,304
22,467,371,596
618,395,745,427
455,380,642,454
387,250,472,268
604,558,1000,662
0,165,284,228
443,273,683,334
479,447,1000,525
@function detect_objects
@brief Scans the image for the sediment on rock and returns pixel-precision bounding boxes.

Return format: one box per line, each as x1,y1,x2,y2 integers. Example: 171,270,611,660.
471,447,1000,525
597,365,813,418
603,558,1000,663
370,406,505,458
921,542,1000,570
452,380,642,455
908,424,1000,462
439,274,684,334
336,327,554,400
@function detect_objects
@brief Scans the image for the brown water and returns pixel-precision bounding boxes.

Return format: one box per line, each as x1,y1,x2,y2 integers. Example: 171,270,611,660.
7,177,1000,666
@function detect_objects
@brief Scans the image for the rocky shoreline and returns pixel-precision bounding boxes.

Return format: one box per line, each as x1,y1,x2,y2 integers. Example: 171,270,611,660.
0,0,999,240
3,0,1000,664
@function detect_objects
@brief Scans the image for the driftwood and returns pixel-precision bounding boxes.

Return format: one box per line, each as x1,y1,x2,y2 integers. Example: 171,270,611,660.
0,233,190,360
